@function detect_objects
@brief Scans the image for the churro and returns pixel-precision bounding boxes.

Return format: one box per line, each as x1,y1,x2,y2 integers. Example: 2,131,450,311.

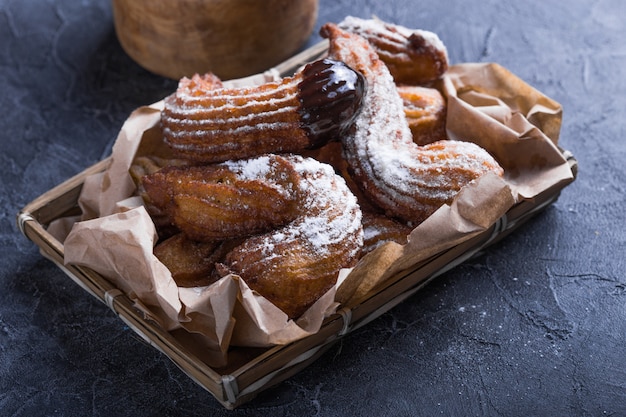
161,58,366,163
339,16,448,85
398,85,447,145
322,23,503,224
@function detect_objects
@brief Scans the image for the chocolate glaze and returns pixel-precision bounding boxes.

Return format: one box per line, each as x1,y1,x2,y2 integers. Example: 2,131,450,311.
297,58,366,147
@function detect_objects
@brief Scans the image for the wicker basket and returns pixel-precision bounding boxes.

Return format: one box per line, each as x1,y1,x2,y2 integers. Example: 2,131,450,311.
17,40,578,409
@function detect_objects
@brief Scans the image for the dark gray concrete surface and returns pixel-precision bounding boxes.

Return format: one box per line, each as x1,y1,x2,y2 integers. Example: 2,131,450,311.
2,0,625,415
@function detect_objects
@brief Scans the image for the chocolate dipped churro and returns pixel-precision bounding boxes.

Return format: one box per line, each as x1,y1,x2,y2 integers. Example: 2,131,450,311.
161,58,366,163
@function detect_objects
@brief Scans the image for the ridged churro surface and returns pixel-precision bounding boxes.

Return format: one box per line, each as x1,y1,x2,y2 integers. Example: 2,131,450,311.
322,23,503,224
339,16,448,85
142,155,300,241
161,58,365,163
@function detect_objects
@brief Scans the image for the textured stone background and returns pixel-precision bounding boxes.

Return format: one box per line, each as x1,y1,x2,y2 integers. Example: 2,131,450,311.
2,0,625,415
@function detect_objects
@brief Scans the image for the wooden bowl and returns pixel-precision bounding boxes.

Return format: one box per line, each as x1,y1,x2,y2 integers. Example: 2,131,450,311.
111,0,318,80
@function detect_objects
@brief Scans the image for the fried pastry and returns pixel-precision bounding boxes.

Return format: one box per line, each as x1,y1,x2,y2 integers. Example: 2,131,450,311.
321,23,504,224
129,155,192,192
301,141,380,214
338,16,448,85
161,58,366,163
398,85,447,145
130,156,192,238
361,212,412,255
214,154,363,319
153,233,222,287
142,155,301,241
154,233,246,288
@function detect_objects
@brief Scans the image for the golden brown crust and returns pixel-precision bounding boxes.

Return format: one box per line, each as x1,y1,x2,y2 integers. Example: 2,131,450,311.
141,155,301,242
129,156,192,192
301,141,379,214
361,211,412,255
161,76,307,163
218,230,359,319
338,16,448,85
129,156,192,238
153,233,221,288
397,85,447,145
154,233,245,288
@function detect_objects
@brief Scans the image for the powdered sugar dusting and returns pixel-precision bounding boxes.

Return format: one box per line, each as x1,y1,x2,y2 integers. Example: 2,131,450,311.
165,121,295,139
339,16,449,66
163,81,299,137
325,23,502,222
293,156,362,254
219,155,297,202
160,70,307,162
224,155,273,180
221,154,362,259
246,155,362,259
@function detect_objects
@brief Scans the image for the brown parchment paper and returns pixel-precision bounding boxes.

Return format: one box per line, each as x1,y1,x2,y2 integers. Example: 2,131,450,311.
60,61,574,366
